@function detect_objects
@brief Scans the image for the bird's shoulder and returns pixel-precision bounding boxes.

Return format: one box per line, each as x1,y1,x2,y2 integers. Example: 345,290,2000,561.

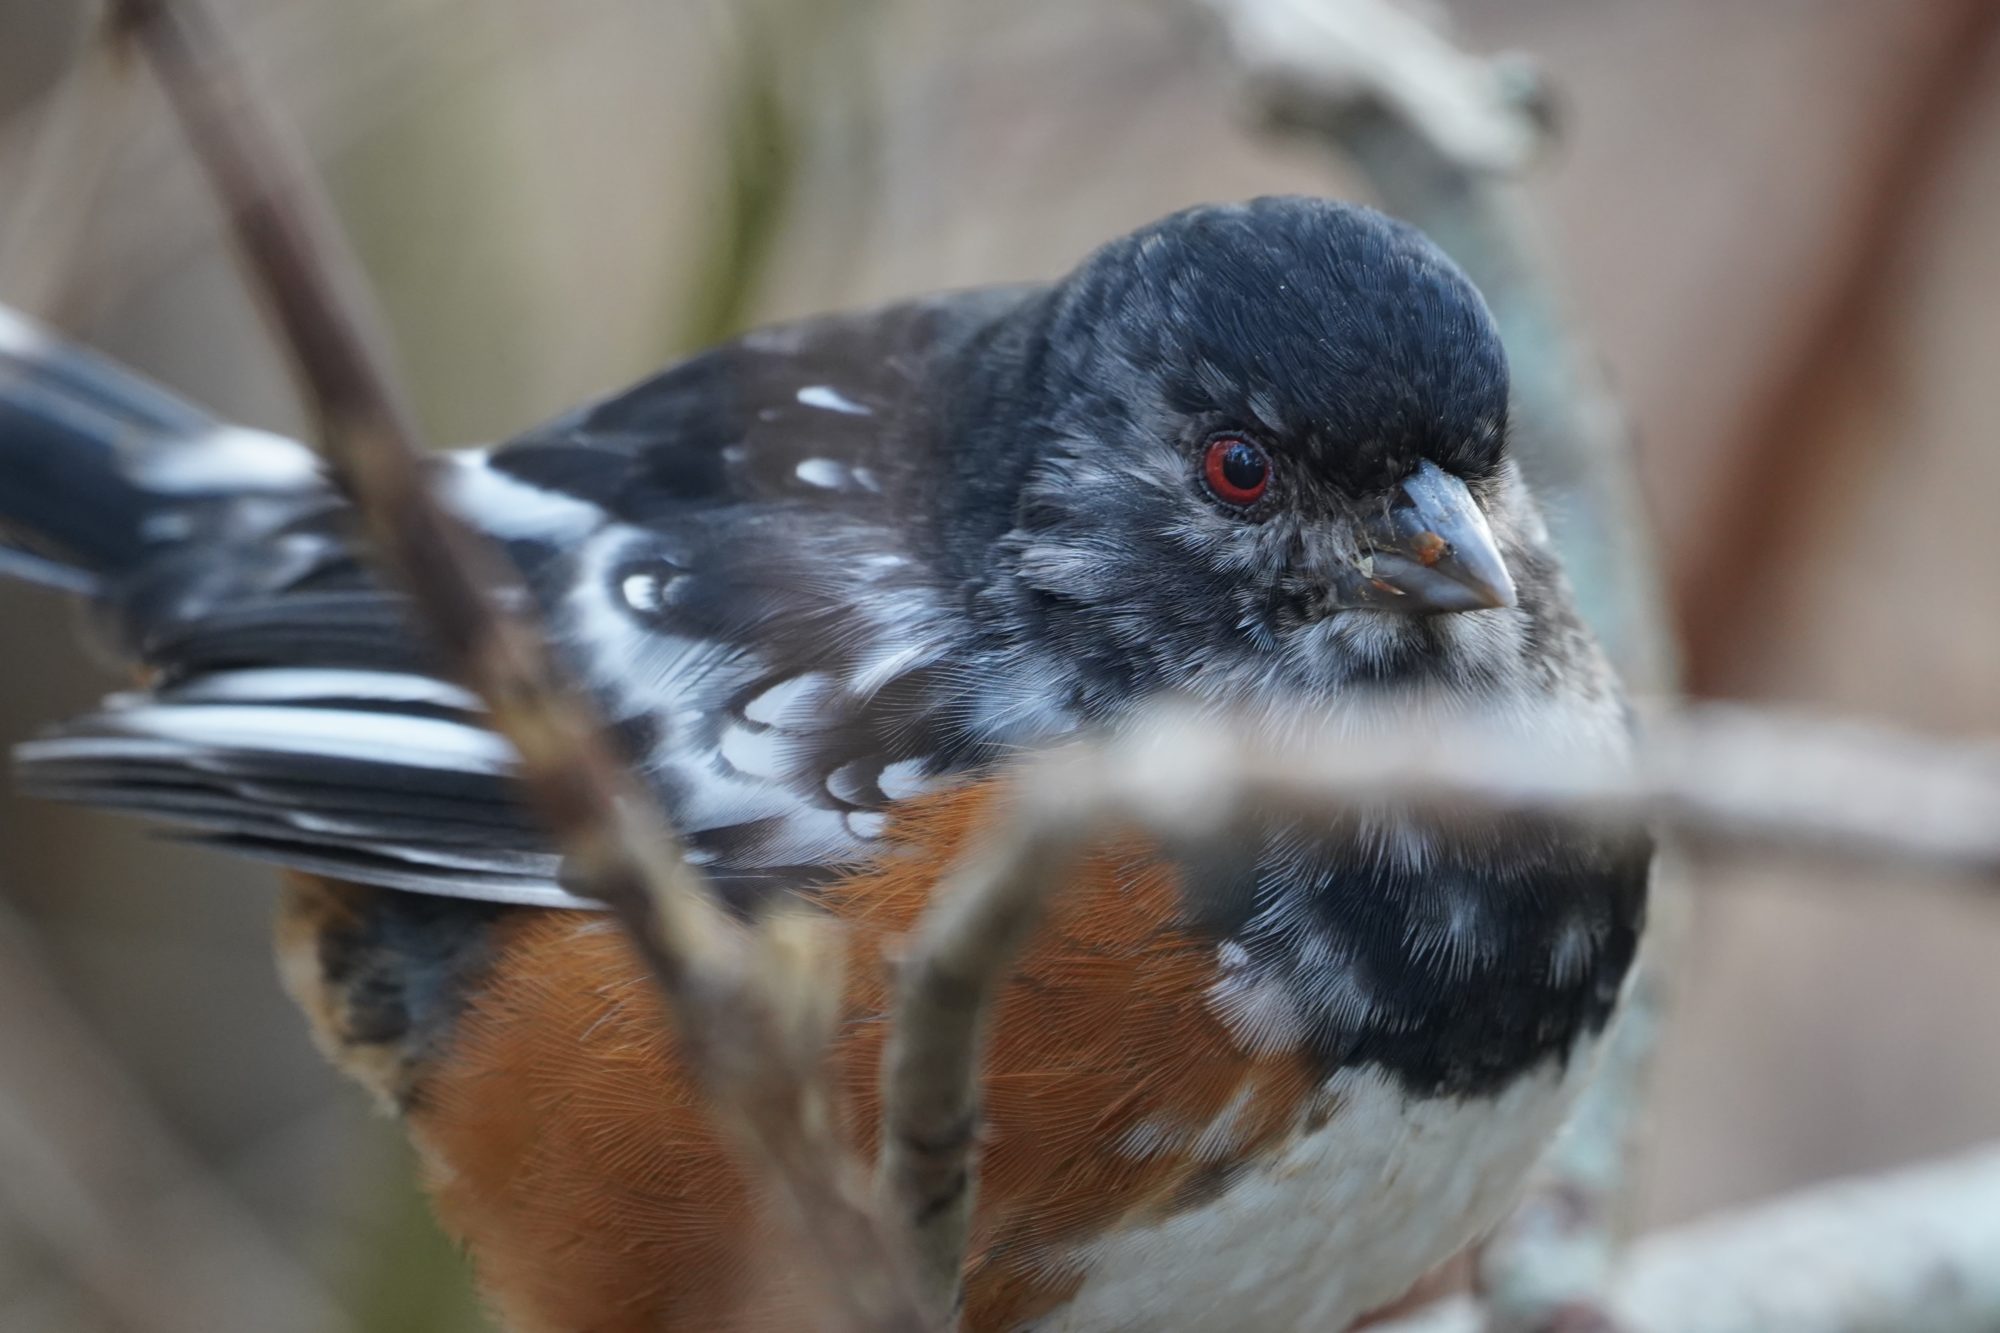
481,284,1037,525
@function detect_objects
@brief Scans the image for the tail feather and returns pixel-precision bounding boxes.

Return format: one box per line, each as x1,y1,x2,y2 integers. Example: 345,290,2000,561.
0,305,317,585
0,306,590,908
0,542,99,593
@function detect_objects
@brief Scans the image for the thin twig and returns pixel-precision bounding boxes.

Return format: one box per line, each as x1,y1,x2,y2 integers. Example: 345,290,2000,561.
1197,0,1545,177
1373,1140,2000,1333
1220,699,2000,876
878,814,1096,1316
0,28,133,318
903,700,2000,946
104,1,924,1326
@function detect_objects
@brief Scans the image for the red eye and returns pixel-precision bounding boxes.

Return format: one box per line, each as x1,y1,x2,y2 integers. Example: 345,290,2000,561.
1203,436,1271,506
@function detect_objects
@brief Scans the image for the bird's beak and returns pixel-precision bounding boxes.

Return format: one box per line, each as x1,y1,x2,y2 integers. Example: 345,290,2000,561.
1332,460,1517,615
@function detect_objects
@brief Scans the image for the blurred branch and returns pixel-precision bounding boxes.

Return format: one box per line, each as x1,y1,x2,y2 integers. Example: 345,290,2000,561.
103,1,925,1328
672,1,800,352
1375,1140,2000,1333
0,901,355,1333
670,0,884,356
878,812,1093,1313
919,700,2000,918
1195,0,1544,176
1672,0,2000,692
0,26,131,318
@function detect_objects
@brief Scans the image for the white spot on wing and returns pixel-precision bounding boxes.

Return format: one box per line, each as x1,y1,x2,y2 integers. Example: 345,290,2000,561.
141,512,195,541
845,811,887,840
718,722,786,780
847,638,943,697
130,425,320,493
876,758,934,801
742,673,829,726
796,385,870,415
763,807,858,865
442,451,601,540
0,305,47,357
794,458,848,489
826,761,874,807
620,571,667,614
550,528,949,880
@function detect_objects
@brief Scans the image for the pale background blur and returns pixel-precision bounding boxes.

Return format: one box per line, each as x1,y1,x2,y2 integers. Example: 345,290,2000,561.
0,1,1995,1329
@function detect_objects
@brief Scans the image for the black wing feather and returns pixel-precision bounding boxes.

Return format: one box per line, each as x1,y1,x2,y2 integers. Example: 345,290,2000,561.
10,291,1042,906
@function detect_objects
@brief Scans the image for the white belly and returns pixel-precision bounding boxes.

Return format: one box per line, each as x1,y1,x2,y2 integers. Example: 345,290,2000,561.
1037,1046,1598,1331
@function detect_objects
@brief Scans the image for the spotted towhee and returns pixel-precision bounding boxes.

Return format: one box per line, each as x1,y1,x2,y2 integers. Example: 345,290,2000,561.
0,197,1648,1331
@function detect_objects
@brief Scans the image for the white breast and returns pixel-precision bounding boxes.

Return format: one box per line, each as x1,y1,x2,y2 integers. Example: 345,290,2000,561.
1038,1045,1599,1332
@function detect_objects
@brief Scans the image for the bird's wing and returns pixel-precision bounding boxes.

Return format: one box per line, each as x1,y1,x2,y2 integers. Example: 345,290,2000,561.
17,291,1063,908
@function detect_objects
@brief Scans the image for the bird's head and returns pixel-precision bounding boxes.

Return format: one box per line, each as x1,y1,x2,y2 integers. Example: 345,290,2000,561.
968,196,1554,707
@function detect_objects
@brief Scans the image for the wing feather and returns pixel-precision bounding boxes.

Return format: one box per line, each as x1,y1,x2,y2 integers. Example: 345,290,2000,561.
15,292,1065,907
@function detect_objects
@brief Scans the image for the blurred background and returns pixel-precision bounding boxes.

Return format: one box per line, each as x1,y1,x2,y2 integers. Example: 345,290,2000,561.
0,0,1995,1328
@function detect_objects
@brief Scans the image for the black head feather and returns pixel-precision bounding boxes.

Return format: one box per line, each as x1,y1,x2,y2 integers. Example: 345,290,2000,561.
944,197,1532,710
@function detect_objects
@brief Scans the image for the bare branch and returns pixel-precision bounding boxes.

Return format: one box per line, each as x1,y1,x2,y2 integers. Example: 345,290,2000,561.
1672,0,2000,691
1197,0,1546,177
1374,1141,2000,1333
1113,700,2000,880
0,26,134,318
104,1,924,1326
878,813,1096,1314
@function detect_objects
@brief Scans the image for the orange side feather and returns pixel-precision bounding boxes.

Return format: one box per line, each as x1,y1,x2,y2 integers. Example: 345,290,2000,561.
379,779,1317,1330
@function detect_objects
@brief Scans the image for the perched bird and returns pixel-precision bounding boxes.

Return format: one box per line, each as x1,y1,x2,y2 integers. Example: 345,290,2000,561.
0,196,1647,1331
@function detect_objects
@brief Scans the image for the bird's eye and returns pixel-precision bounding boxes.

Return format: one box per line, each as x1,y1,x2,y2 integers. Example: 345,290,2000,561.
1202,436,1271,507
